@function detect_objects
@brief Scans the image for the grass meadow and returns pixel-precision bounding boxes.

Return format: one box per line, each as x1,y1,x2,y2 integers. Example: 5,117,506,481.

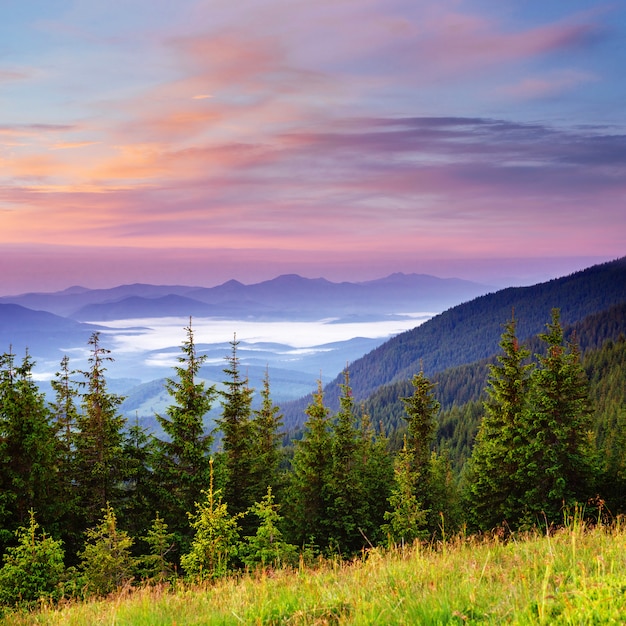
2,516,626,625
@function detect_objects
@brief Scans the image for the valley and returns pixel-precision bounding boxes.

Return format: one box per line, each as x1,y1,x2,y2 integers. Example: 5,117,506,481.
0,272,488,429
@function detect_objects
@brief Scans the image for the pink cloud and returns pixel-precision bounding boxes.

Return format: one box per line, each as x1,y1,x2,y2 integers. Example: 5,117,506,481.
498,69,598,100
0,69,30,82
385,10,602,81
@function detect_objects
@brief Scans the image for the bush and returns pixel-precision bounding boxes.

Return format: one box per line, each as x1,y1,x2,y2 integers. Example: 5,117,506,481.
78,503,136,597
241,488,298,570
0,510,65,608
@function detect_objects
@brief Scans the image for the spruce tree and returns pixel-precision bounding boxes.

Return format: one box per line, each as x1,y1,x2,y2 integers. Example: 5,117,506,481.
216,335,255,523
428,447,461,537
356,411,393,546
400,370,440,533
327,369,369,554
383,436,429,545
0,350,60,546
464,315,534,530
122,416,156,539
286,380,333,551
50,355,80,473
522,309,599,524
139,513,176,583
0,510,65,608
152,320,216,551
181,461,242,581
250,368,284,504
49,355,83,554
402,371,440,477
240,487,298,570
73,333,128,527
78,503,136,597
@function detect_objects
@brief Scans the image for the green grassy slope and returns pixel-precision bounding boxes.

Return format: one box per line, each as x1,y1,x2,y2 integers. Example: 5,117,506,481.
3,520,626,625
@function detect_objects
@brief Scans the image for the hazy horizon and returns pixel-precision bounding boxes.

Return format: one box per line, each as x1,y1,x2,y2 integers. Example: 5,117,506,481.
0,254,615,297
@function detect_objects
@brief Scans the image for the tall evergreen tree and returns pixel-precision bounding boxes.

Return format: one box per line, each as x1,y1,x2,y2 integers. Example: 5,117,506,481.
464,315,534,530
326,369,369,554
356,411,393,546
122,416,156,539
152,320,216,551
250,368,284,504
50,355,80,471
216,335,255,523
0,349,60,546
402,371,440,479
522,309,599,524
49,355,82,552
428,446,462,537
286,380,333,551
74,332,127,527
400,370,441,533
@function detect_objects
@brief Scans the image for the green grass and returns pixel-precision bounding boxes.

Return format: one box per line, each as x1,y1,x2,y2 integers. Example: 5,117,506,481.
3,519,626,625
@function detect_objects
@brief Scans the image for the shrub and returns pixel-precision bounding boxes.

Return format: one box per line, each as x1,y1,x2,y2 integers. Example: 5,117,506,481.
0,510,65,608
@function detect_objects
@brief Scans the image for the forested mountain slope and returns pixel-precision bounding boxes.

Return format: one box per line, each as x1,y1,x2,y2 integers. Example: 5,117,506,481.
361,303,626,474
364,300,626,433
324,257,626,407
280,257,626,428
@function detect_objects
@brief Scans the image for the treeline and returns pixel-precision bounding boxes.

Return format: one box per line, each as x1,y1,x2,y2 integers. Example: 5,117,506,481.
0,308,625,610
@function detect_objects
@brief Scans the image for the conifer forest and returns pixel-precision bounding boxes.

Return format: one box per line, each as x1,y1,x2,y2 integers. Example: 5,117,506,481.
1,303,625,610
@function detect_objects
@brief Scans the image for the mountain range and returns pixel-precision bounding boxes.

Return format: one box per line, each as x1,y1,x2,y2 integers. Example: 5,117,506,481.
0,272,490,321
0,272,491,423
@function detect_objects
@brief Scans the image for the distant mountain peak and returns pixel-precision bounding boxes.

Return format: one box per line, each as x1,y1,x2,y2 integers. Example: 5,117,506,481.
59,285,91,295
218,279,245,288
263,274,332,286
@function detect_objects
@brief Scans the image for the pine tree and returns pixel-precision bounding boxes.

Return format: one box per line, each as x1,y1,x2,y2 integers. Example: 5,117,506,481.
0,510,65,608
74,333,128,527
181,461,242,581
240,487,298,570
383,437,429,545
78,503,136,597
464,315,534,530
400,370,441,533
152,320,216,551
326,369,369,554
139,513,176,583
0,350,60,546
522,309,599,524
286,380,333,551
216,335,255,524
250,368,284,504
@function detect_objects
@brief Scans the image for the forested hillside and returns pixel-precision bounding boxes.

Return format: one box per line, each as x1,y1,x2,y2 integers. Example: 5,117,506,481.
315,256,626,414
363,301,626,441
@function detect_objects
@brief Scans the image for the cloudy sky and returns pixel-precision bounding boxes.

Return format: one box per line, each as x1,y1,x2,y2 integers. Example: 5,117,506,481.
1,0,624,293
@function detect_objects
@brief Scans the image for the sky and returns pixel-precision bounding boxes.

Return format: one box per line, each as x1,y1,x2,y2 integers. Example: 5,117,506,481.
1,0,625,294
